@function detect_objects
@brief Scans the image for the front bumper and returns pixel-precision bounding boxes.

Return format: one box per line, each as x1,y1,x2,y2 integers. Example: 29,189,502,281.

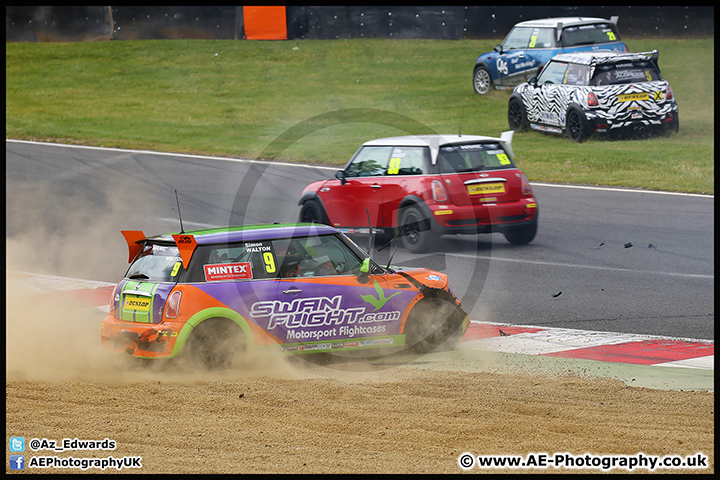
101,314,186,359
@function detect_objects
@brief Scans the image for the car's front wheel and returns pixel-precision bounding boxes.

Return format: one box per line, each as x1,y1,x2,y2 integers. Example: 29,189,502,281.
185,319,245,370
566,109,588,143
399,205,438,254
508,98,528,132
405,297,465,354
473,66,493,95
299,198,329,225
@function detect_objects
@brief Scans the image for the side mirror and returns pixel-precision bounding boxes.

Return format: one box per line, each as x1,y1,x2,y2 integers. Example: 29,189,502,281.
494,44,503,54
357,258,370,284
335,170,347,185
529,77,538,87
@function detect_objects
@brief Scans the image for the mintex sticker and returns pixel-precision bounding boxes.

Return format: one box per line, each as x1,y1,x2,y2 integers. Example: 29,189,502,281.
204,262,253,281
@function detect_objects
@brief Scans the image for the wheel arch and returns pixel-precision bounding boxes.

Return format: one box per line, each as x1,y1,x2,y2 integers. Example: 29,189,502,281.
298,192,331,224
169,308,254,358
473,59,493,73
403,292,469,353
298,189,322,207
508,91,525,103
395,195,434,230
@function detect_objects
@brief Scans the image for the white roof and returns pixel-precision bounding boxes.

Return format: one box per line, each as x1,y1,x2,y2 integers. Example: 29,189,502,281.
552,50,658,66
363,134,498,148
362,132,515,163
514,16,615,29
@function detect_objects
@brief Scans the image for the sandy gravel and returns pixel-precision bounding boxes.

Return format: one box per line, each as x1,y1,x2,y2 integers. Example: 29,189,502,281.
5,279,714,474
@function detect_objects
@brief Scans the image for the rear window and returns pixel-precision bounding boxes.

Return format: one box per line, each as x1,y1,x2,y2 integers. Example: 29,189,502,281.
438,143,514,174
592,61,661,86
126,243,183,282
561,23,619,47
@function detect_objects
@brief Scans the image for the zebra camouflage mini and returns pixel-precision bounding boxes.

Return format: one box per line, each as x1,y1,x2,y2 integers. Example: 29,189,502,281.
508,50,679,142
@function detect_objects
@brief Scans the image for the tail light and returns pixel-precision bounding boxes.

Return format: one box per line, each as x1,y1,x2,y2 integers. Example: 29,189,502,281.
520,173,532,196
587,92,599,107
109,284,118,313
165,290,182,319
666,85,674,101
431,179,448,202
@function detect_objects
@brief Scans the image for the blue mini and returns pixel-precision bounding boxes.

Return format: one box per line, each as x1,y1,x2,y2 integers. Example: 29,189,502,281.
473,16,628,95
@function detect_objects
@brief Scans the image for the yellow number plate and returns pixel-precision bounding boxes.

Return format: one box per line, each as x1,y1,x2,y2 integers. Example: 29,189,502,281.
618,93,649,102
123,296,151,312
468,183,505,195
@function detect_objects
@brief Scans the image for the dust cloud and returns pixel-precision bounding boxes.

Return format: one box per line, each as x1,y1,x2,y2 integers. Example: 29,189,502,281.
4,181,317,384
4,265,324,383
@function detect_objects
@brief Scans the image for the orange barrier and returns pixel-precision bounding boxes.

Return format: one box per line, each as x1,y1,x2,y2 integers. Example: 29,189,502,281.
243,6,287,40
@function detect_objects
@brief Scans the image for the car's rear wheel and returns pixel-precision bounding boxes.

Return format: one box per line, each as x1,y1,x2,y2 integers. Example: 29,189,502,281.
566,109,588,143
508,98,528,132
502,217,538,245
185,319,245,371
399,205,438,254
299,198,329,225
664,112,679,136
473,66,493,95
405,297,465,354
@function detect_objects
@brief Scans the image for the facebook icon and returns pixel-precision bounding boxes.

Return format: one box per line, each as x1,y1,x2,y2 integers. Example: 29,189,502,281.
10,455,25,471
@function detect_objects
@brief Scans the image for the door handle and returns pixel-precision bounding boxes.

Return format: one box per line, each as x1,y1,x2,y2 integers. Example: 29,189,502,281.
370,184,381,189
282,288,303,294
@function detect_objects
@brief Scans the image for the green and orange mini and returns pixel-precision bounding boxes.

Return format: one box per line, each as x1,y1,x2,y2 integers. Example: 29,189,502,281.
101,223,468,369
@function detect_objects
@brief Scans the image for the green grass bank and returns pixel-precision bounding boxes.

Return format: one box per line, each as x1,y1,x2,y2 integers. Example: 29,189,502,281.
6,37,714,194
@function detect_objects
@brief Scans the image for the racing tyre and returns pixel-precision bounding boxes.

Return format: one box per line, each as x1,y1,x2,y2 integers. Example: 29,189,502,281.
299,198,329,225
473,66,493,95
405,297,465,354
502,217,538,245
566,109,588,143
664,112,679,136
508,98,528,132
185,319,245,371
399,205,438,254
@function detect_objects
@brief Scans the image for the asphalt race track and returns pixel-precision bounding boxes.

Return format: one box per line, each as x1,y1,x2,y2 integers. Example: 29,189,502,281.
6,140,714,473
6,140,713,343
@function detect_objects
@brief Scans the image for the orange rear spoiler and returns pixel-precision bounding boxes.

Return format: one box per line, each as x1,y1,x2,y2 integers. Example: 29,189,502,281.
121,230,146,263
172,234,198,269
